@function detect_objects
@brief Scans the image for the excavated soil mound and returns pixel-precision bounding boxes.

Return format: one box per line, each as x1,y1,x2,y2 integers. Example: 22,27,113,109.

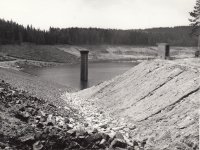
71,59,199,149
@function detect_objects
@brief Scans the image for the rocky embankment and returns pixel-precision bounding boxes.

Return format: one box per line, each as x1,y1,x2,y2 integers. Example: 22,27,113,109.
0,59,67,71
63,59,199,149
0,80,139,150
1,59,199,150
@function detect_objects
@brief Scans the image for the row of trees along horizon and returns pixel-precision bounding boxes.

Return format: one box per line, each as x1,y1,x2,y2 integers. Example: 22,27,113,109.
0,18,198,46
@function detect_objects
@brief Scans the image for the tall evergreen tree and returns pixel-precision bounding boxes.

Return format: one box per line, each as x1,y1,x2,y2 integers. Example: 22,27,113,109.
0,18,198,46
189,0,200,57
189,0,200,35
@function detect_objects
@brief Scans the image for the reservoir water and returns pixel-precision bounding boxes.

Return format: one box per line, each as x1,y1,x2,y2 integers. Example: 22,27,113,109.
23,61,139,90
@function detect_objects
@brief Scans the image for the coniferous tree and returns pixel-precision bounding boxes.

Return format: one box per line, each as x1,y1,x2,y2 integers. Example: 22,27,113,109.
189,0,200,57
0,18,198,46
189,0,200,35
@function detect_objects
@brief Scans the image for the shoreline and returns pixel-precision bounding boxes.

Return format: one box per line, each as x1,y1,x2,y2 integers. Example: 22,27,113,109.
0,67,77,106
0,43,197,71
0,56,152,71
0,58,199,149
0,59,77,71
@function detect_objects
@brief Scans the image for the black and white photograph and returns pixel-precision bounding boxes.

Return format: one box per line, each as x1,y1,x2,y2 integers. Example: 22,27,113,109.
0,0,199,149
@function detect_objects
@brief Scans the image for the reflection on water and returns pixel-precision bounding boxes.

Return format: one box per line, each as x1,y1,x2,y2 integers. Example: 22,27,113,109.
22,61,139,90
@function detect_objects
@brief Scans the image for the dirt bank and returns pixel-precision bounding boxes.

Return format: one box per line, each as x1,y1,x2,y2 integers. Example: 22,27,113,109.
0,44,197,71
0,59,67,71
0,42,199,149
0,68,76,107
1,81,130,149
63,59,199,149
0,43,79,64
57,45,197,61
0,70,139,149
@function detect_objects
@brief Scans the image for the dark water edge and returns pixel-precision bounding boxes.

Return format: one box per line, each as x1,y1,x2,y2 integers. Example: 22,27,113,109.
22,61,139,90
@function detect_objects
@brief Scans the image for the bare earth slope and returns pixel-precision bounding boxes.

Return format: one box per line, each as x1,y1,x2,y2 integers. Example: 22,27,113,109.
0,44,197,70
57,45,197,60
0,68,76,106
70,59,199,149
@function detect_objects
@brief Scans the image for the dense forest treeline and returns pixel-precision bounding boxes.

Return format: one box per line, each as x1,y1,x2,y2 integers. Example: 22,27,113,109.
0,18,198,46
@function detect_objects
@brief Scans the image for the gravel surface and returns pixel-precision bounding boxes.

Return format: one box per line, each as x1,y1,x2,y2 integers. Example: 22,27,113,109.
1,58,199,149
0,68,76,107
0,75,137,149
65,59,200,150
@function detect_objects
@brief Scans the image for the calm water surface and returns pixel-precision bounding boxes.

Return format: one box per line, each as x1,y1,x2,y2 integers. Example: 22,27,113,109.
23,61,139,90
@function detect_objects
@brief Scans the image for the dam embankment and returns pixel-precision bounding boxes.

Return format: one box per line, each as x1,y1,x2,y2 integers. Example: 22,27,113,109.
63,59,199,149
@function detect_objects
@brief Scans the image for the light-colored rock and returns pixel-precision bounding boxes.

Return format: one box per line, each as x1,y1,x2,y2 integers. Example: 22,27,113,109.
108,131,116,139
62,59,200,149
112,126,125,131
69,118,74,123
0,88,4,92
99,139,106,148
40,111,46,117
55,116,64,122
124,136,133,147
64,106,70,110
67,124,74,128
99,123,108,129
110,138,127,149
128,124,136,130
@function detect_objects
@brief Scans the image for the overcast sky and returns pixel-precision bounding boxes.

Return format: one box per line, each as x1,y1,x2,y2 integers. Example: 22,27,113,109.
0,0,196,30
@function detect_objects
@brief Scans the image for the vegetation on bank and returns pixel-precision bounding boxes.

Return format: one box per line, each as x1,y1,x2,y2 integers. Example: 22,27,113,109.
189,0,200,35
0,18,198,46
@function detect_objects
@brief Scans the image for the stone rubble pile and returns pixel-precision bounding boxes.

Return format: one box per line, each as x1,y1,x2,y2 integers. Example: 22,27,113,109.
62,93,142,149
0,80,145,150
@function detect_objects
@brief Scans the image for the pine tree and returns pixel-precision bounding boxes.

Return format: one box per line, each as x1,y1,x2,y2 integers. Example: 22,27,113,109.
189,0,200,57
189,0,200,35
